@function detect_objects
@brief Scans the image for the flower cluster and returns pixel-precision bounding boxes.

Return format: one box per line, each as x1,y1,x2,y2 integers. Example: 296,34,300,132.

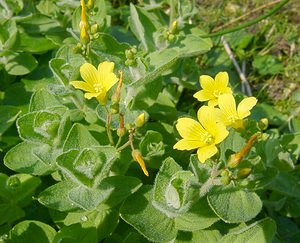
174,72,257,163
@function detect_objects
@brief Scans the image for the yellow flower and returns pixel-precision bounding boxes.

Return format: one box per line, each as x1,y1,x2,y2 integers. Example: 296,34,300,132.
217,94,257,129
193,72,232,106
70,61,118,104
173,106,229,163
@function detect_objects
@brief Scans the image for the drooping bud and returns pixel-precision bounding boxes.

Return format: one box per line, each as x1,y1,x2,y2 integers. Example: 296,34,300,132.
132,150,149,176
237,168,252,179
220,175,231,185
135,113,145,128
258,118,268,131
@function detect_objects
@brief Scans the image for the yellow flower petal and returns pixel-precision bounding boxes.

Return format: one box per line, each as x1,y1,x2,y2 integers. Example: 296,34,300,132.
215,71,229,88
207,99,219,107
70,81,94,92
80,63,99,86
173,139,205,150
199,75,215,91
98,61,119,92
218,94,237,125
213,123,229,144
176,118,206,140
193,90,214,102
197,106,217,134
84,92,101,99
197,145,218,163
237,97,257,119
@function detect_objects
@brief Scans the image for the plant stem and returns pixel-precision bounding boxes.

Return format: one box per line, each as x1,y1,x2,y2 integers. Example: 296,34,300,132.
200,0,289,38
104,106,114,146
116,140,130,152
212,0,283,32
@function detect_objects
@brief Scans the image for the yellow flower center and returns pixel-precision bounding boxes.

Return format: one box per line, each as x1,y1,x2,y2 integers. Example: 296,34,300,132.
228,115,239,124
200,132,214,144
213,90,223,97
93,83,105,93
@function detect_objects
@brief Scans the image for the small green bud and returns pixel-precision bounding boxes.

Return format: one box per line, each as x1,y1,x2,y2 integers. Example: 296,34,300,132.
125,59,135,66
237,168,252,179
91,24,99,34
125,123,132,130
221,175,231,185
110,103,119,114
117,127,126,137
92,33,100,39
167,33,175,42
73,43,82,54
87,0,94,9
258,118,268,131
125,49,134,59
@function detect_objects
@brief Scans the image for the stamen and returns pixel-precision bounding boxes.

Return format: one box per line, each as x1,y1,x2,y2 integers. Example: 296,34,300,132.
200,132,214,144
93,83,104,93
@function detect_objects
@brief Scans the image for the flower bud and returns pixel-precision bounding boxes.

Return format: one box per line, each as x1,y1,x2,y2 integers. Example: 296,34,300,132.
220,175,231,185
73,43,83,54
258,118,268,131
167,33,175,42
111,92,120,104
237,168,252,179
227,153,240,168
80,26,90,45
171,20,178,34
125,49,135,59
132,150,149,176
117,127,126,137
90,23,99,34
110,103,119,114
87,0,94,9
135,113,145,128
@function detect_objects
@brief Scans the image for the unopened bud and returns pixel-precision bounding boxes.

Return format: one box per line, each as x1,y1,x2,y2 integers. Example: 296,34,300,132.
117,127,126,137
73,43,83,54
171,20,178,33
125,59,135,66
91,23,98,34
258,118,268,131
80,26,90,45
135,113,145,128
110,103,119,114
87,0,94,9
125,49,134,59
125,123,132,130
167,33,175,42
227,153,240,168
132,150,149,176
221,175,231,185
237,168,252,179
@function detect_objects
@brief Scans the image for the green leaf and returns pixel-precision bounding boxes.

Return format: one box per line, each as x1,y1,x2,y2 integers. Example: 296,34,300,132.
253,55,284,75
0,19,18,49
176,229,221,243
175,198,219,231
153,157,198,216
219,218,276,243
0,105,21,136
98,176,142,208
267,172,300,198
63,207,119,241
53,223,97,243
0,203,25,225
63,124,100,152
4,51,38,76
57,146,118,188
0,173,41,204
120,186,177,242
17,111,61,145
10,220,56,243
207,186,262,223
13,32,57,53
4,142,56,175
29,89,62,111
129,4,156,51
176,28,213,57
38,181,79,212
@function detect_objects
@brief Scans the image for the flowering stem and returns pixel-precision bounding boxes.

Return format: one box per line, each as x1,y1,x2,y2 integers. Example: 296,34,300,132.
104,106,114,146
116,140,130,152
116,129,135,152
